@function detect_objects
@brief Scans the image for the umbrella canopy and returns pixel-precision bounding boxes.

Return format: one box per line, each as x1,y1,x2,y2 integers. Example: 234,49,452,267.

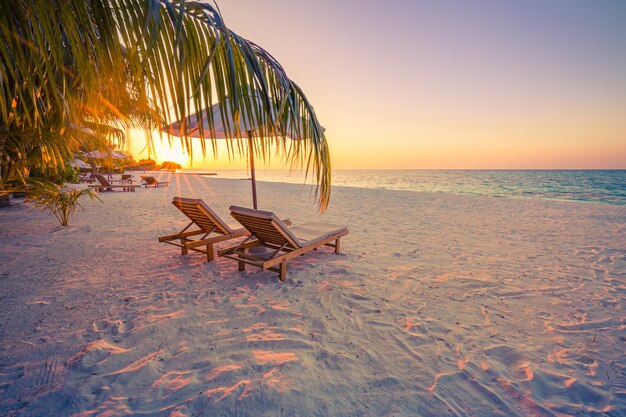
112,150,130,159
163,94,318,140
163,95,324,209
83,150,130,159
70,158,91,169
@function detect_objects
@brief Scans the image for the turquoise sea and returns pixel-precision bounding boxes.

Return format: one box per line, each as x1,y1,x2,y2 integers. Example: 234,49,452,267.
184,169,626,205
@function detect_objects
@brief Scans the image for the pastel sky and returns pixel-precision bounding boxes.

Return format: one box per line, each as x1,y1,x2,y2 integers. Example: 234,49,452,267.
134,0,626,169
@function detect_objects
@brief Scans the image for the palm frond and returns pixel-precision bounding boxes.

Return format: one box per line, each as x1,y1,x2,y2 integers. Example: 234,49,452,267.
0,0,331,209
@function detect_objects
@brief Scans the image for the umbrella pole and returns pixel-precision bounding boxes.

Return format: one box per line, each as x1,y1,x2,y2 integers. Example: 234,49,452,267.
247,132,258,209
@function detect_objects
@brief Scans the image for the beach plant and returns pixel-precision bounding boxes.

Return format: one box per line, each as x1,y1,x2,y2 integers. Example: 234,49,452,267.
25,180,101,227
0,0,331,209
31,164,80,186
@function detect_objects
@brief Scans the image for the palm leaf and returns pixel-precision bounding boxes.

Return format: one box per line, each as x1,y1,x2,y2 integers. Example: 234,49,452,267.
0,0,331,209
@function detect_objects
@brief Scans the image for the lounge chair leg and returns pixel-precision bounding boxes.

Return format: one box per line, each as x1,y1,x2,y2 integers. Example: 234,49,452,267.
279,262,287,282
238,252,246,271
181,238,189,255
206,244,215,262
335,238,341,254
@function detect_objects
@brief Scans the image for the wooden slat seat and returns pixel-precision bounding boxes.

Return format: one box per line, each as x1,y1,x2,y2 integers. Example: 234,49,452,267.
141,176,170,187
222,206,349,282
158,197,249,262
88,173,140,192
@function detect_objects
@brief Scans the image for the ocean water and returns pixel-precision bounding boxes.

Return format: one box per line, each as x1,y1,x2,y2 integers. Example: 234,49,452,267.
184,169,626,205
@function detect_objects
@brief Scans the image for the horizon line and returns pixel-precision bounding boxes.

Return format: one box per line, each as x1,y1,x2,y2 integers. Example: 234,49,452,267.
179,167,626,171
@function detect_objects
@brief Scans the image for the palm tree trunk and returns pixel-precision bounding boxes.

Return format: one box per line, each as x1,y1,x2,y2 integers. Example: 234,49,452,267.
0,162,11,208
0,137,9,207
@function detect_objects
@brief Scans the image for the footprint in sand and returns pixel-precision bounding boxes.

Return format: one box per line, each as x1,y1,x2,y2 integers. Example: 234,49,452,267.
482,345,532,381
29,357,65,395
92,318,127,336
0,365,24,393
69,340,131,369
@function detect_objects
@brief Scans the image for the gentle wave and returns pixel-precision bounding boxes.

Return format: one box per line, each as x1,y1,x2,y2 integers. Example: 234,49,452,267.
182,169,626,205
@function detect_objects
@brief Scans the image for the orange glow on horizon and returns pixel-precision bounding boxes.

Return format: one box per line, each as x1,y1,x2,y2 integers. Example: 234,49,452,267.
127,128,626,170
151,143,191,167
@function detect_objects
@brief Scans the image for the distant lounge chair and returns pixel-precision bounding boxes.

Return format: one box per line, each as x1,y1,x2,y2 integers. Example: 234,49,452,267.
119,174,134,183
78,172,95,184
158,197,249,262
222,206,349,281
89,173,140,192
141,176,170,187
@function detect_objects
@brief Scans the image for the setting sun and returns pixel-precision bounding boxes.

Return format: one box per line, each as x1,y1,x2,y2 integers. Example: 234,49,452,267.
151,140,191,167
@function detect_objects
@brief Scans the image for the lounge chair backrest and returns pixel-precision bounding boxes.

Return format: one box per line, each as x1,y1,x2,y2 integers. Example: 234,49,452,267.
229,206,302,249
142,176,157,184
172,197,233,235
94,173,112,187
121,174,133,181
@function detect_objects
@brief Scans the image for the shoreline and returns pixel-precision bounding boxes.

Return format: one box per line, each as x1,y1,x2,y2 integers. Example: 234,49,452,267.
193,174,626,207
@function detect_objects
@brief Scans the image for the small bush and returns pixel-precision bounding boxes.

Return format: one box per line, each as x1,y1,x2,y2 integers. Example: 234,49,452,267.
30,164,80,185
26,180,101,226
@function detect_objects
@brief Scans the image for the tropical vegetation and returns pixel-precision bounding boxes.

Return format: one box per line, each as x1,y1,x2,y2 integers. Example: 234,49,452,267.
0,0,330,209
25,180,100,226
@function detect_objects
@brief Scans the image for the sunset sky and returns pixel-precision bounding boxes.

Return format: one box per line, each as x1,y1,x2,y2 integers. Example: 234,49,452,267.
132,0,626,169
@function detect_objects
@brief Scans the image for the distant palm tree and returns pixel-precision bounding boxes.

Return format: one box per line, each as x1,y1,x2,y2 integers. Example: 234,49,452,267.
0,0,330,209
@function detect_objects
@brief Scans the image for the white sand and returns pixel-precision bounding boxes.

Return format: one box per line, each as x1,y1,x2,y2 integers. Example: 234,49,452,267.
0,173,625,416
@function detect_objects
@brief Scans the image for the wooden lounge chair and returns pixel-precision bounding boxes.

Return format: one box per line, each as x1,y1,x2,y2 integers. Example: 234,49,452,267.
78,172,95,183
119,174,134,183
89,173,140,192
158,197,249,262
222,206,349,282
141,175,170,187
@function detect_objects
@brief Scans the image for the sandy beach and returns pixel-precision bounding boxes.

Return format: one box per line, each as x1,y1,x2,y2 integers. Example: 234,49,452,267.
0,173,624,416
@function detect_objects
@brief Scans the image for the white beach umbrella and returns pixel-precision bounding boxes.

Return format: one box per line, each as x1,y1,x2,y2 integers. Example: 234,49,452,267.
83,150,109,159
163,95,322,209
83,149,129,159
111,150,130,159
70,158,91,169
